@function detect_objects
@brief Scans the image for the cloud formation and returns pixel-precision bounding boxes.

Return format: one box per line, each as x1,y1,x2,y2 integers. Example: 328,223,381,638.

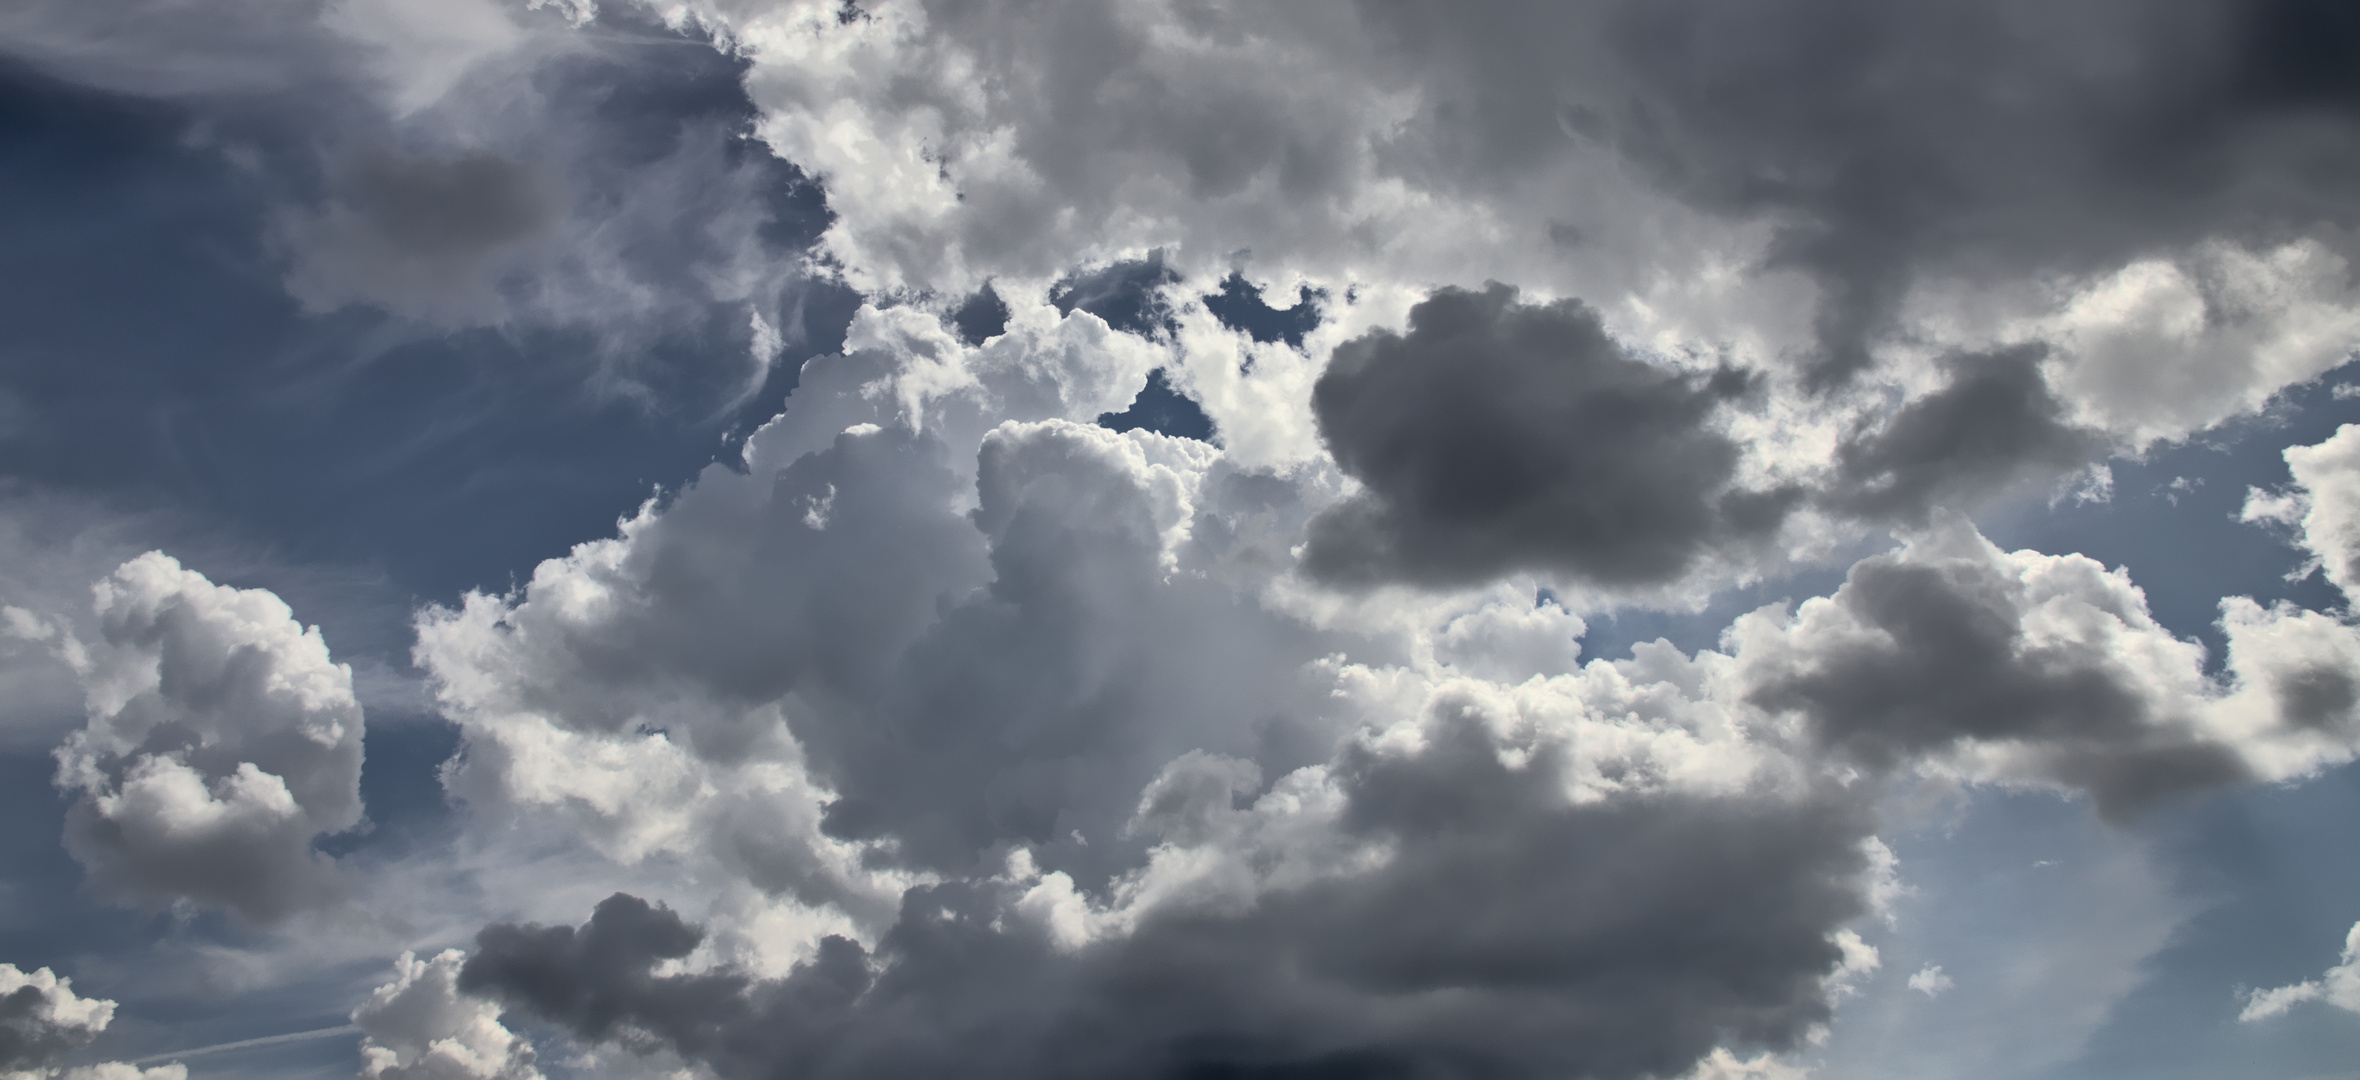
52,553,363,922
1305,284,1789,589
2247,423,2360,598
2239,921,2360,1022
7,2,2360,1078
353,950,541,1080
0,962,185,1080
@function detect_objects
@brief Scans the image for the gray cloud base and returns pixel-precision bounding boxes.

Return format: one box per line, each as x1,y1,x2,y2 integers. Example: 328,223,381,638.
461,714,1875,1080
1305,283,1791,589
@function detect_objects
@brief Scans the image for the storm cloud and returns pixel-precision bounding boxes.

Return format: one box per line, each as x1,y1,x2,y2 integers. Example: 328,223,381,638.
460,706,1880,1080
1305,284,1791,589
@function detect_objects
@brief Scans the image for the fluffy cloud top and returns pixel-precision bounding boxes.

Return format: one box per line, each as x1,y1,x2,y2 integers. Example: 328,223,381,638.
52,553,364,923
406,298,2360,1076
353,951,541,1080
0,963,185,1080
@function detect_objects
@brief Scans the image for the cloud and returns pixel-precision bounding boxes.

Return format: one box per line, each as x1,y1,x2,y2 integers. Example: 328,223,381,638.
1740,519,2360,816
1824,346,2095,522
402,292,2360,1074
278,151,563,326
0,962,185,1080
456,701,1880,1080
20,4,2360,1076
1907,963,1954,998
2026,241,2360,446
354,949,542,1080
2239,920,2360,1022
1304,283,1792,589
0,964,110,1075
2247,423,2360,601
684,0,2360,420
51,553,364,922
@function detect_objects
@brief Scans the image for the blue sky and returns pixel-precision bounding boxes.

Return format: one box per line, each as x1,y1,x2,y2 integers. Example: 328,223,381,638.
2,3,2359,1079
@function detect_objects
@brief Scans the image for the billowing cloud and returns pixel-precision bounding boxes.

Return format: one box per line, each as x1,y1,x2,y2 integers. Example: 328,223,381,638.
406,294,2360,1076
0,962,186,1080
457,707,1878,1080
2247,423,2360,600
684,1,2360,415
11,3,2360,1078
0,965,110,1076
1741,519,2360,815
1824,347,2094,522
52,553,363,922
353,950,541,1080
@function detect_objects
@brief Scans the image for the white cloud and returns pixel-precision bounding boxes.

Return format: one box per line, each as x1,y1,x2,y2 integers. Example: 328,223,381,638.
2029,241,2360,446
0,962,186,1080
354,950,542,1080
2240,921,2360,1022
1907,964,1954,998
2248,424,2360,602
52,553,365,922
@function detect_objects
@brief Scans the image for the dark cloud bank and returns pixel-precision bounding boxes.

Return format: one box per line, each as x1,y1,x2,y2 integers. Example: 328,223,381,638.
463,716,1875,1080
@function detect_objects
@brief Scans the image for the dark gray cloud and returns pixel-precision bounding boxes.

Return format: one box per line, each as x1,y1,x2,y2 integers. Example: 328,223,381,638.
1746,541,2254,817
1825,346,2097,521
1303,283,1793,589
1351,0,2360,383
0,986,96,1073
0,963,112,1075
461,701,1877,1080
1051,253,1183,338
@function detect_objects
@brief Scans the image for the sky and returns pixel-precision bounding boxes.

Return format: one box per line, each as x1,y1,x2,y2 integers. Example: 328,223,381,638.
2,2,2360,1078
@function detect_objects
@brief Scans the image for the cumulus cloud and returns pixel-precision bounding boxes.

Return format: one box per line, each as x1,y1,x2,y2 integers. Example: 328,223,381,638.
402,291,2360,1076
388,264,2360,1074
661,0,2360,424
0,965,110,1076
457,702,1879,1080
21,2,2360,1076
2247,423,2360,601
1305,283,1791,590
52,553,364,922
354,950,542,1080
2239,921,2360,1022
1824,347,2095,522
1741,518,2360,815
0,962,185,1080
